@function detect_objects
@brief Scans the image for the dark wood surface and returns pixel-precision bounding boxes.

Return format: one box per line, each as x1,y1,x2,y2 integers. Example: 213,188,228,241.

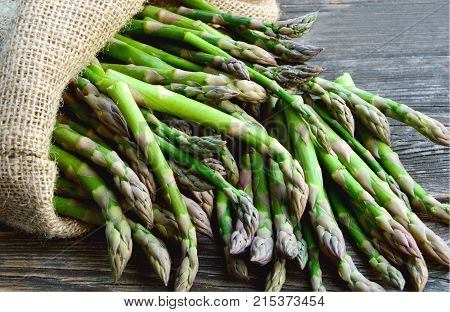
0,0,449,291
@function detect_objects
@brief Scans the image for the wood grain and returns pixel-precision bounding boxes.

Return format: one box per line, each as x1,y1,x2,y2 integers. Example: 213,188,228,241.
0,0,449,292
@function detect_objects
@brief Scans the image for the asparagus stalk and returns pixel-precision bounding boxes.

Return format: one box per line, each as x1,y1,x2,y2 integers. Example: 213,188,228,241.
267,159,298,260
53,196,104,225
152,43,249,80
101,62,267,104
114,34,203,72
89,68,307,230
265,256,287,292
305,96,412,210
327,185,405,290
215,189,249,280
300,81,355,136
181,0,220,12
311,77,391,145
164,83,240,103
57,115,110,147
152,203,180,243
169,159,214,192
55,177,90,200
50,145,132,281
284,105,346,261
219,144,240,186
182,194,213,238
249,149,274,265
105,81,198,292
188,190,214,219
53,123,153,228
254,64,324,88
405,255,429,292
293,223,308,269
170,6,318,39
230,152,254,254
236,29,323,63
358,126,450,223
302,220,326,292
139,107,226,157
128,219,172,286
336,72,450,146
124,19,277,66
62,95,157,202
307,105,449,265
73,77,129,138
309,134,421,258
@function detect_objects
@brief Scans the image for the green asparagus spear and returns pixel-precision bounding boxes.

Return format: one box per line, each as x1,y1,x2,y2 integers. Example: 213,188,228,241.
215,189,249,280
188,190,214,219
265,256,286,292
169,160,214,192
124,19,277,65
336,72,450,146
358,126,450,224
57,115,110,147
105,81,198,292
302,220,326,292
164,83,240,103
182,194,213,238
53,123,153,228
284,105,346,261
50,145,132,281
405,255,428,292
55,177,90,200
293,223,308,269
327,185,405,290
254,64,324,89
249,149,274,265
53,196,104,225
152,203,180,243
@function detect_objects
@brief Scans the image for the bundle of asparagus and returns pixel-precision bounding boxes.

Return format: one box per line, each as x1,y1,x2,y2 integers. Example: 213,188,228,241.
50,0,449,292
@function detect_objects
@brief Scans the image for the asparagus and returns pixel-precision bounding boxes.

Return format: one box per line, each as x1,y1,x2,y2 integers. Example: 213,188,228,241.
236,29,323,63
219,144,240,186
124,19,277,66
300,81,355,136
55,177,90,200
114,34,203,72
169,159,214,191
171,6,317,39
336,72,450,146
212,100,266,132
50,145,132,281
53,196,103,225
139,107,226,157
249,149,274,265
164,83,240,103
128,219,172,286
153,43,249,80
328,185,405,290
371,238,404,267
105,81,198,292
188,190,214,219
62,94,157,201
182,194,213,238
53,123,153,228
73,77,129,138
181,0,220,12
302,220,326,292
152,203,180,243
309,134,421,258
284,105,346,261
307,105,449,265
90,68,307,231
101,63,267,104
215,189,249,280
337,253,385,292
306,97,411,210
57,115,109,147
230,152,254,254
405,255,429,292
265,256,286,292
293,223,308,269
312,77,391,145
358,126,450,224
254,64,324,89
267,159,298,260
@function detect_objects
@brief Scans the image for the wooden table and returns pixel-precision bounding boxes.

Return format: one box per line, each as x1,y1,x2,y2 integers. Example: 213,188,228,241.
0,0,449,291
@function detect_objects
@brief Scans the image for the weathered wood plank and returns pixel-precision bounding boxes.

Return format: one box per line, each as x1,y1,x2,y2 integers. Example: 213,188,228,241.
0,0,449,292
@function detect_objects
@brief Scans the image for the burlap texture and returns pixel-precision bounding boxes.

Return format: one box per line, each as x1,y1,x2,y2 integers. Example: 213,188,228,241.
0,0,279,238
152,0,280,22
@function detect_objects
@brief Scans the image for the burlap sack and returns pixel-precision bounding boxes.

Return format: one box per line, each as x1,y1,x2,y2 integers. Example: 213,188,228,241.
0,0,279,239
